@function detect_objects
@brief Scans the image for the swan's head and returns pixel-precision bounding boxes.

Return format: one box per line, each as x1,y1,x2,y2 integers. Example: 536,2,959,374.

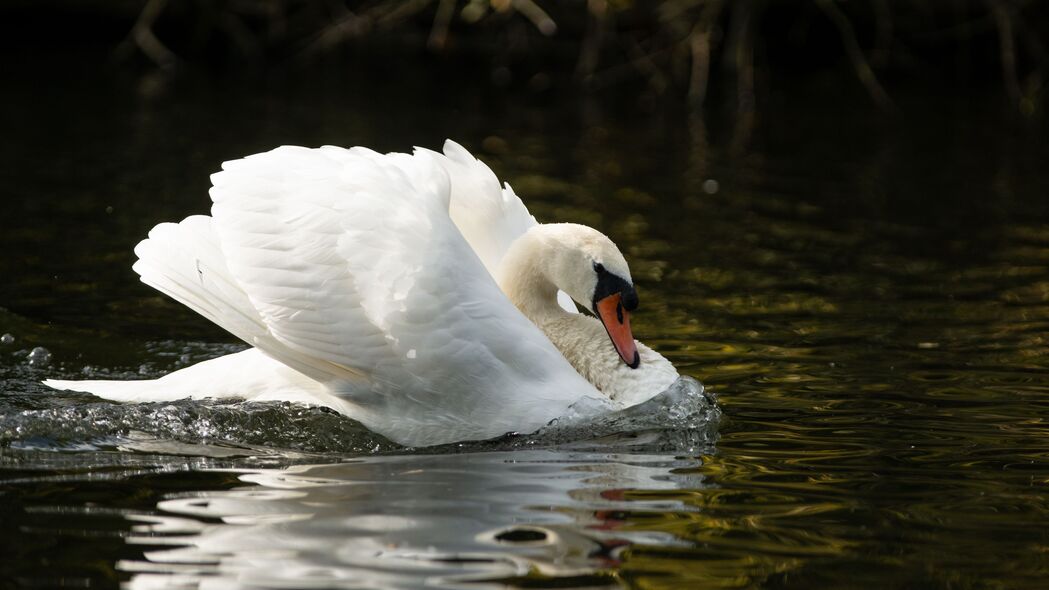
540,224,641,369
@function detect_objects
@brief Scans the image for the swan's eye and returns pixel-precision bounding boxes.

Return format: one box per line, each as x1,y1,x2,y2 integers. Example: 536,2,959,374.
593,262,605,274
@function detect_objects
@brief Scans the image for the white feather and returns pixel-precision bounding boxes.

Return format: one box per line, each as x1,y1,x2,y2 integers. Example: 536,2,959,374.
48,142,626,446
425,140,578,313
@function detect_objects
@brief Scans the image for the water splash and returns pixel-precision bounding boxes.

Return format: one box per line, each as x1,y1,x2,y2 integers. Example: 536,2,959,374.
0,376,719,457
0,399,392,456
525,376,721,453
26,346,51,368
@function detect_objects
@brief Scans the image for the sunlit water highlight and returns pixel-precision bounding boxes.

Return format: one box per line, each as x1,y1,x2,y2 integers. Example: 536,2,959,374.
116,451,705,590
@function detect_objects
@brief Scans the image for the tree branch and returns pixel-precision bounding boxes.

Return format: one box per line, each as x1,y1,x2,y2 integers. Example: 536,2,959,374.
815,0,893,110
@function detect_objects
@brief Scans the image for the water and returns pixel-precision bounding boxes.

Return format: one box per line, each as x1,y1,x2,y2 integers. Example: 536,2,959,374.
3,50,1049,588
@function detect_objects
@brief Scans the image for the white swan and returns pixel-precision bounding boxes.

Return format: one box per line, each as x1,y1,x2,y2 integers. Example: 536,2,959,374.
45,140,679,446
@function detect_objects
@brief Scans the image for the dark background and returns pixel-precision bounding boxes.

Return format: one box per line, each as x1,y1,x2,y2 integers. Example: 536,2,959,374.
4,1,1048,110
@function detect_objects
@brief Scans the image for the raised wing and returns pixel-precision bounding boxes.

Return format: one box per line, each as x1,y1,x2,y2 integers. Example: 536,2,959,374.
132,215,356,384
206,145,604,444
421,140,535,276
423,140,578,313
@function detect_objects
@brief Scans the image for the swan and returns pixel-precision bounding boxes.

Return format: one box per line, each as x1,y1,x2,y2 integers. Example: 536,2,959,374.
44,140,679,446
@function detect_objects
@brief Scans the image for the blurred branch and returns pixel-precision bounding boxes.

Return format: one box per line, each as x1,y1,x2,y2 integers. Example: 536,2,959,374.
576,0,608,81
512,0,557,36
988,0,1022,106
815,0,893,110
687,0,724,107
98,0,1049,115
299,1,432,60
116,0,179,69
378,0,434,26
624,36,669,95
428,0,455,50
727,0,756,153
298,7,373,59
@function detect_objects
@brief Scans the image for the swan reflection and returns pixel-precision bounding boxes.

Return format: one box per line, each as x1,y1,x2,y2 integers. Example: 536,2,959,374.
120,451,707,589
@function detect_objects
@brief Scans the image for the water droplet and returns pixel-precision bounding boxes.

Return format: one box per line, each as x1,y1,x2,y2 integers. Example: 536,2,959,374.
1,333,13,345
702,179,719,194
27,347,51,367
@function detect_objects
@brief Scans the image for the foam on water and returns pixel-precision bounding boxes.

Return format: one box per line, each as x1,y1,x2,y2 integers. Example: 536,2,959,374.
0,374,719,457
0,398,392,456
523,376,721,453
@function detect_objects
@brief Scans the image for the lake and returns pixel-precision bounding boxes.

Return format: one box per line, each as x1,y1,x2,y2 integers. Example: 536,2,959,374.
2,50,1049,588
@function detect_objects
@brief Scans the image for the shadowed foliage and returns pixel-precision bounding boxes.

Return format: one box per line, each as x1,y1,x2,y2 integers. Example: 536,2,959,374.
3,0,1048,115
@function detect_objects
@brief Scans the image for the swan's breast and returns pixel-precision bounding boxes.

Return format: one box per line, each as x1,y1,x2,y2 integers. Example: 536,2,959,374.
538,315,679,406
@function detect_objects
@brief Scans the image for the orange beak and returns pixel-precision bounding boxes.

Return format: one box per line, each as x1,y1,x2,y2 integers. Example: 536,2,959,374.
594,293,640,369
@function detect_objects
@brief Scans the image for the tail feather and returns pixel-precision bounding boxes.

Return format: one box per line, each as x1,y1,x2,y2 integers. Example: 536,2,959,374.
44,349,345,410
43,377,188,403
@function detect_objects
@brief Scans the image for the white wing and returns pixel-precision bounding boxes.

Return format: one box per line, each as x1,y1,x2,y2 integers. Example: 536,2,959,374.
424,140,578,313
49,142,607,446
131,215,339,382
421,140,534,276
205,145,604,444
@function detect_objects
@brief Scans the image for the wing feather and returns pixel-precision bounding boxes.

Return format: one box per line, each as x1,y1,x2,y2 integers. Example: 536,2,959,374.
121,142,606,445
424,140,577,313
204,145,602,441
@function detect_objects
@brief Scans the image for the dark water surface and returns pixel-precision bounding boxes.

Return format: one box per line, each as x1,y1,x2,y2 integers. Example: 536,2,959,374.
3,52,1049,588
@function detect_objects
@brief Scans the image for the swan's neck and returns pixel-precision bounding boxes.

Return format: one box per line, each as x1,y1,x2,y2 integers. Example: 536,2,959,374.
497,232,603,386
495,228,571,325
